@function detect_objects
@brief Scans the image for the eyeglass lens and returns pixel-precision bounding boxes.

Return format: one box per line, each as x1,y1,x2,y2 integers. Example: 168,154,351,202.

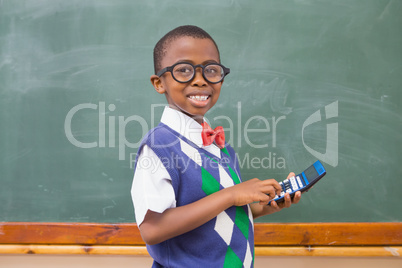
172,63,224,83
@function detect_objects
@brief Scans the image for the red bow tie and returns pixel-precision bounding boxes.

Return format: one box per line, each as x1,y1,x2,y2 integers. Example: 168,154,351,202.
201,122,225,149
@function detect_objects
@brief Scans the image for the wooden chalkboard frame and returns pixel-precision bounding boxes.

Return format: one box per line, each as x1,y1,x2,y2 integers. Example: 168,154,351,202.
0,222,401,257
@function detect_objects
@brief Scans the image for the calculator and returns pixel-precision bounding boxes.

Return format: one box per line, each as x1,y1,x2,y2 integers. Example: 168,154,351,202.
269,160,326,205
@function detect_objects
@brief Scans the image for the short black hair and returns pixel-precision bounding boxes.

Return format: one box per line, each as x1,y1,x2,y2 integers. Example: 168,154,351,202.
153,25,220,75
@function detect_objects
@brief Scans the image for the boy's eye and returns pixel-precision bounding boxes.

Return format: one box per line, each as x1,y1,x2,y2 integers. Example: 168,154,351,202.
174,64,193,74
177,68,191,73
205,68,214,74
205,65,222,76
205,67,218,74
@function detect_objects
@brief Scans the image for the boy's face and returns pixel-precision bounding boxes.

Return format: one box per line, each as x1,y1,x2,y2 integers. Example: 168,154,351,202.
151,36,222,123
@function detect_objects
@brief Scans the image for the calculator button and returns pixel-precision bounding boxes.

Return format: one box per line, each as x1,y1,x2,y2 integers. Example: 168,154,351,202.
296,176,303,187
279,182,284,191
286,189,292,193
289,177,298,190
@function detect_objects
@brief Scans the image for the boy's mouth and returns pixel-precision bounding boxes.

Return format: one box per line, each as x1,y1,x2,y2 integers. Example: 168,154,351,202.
187,94,211,107
188,95,209,101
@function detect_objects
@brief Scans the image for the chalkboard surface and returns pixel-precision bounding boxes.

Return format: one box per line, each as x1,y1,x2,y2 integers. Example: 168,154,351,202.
1,0,401,223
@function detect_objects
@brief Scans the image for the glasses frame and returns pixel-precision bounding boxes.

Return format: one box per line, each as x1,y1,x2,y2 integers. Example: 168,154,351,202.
156,62,230,84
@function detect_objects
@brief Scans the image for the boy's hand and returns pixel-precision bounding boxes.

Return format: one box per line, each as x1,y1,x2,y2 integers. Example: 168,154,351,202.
269,172,302,208
227,177,282,207
249,172,302,218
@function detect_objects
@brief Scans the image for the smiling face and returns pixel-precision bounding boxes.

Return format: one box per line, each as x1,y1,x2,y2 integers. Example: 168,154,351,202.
150,36,222,124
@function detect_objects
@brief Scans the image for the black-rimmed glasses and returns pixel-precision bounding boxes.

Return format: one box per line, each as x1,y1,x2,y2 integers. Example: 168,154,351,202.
156,62,230,84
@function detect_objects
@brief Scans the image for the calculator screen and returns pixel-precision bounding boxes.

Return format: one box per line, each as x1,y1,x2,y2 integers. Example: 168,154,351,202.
304,165,319,182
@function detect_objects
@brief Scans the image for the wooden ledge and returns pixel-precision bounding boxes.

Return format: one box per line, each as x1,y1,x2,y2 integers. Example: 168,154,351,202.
1,222,401,246
0,222,401,256
0,245,400,257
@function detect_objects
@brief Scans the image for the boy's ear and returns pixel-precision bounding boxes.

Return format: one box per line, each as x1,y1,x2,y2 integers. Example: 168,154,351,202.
150,75,166,94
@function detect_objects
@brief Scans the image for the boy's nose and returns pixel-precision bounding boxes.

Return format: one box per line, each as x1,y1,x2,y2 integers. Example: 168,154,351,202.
191,67,207,87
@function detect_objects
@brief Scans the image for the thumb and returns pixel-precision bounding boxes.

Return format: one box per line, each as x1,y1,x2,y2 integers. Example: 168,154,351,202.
286,172,295,179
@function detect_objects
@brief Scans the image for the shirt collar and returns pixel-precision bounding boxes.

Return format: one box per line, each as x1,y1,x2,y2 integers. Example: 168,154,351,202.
160,106,204,148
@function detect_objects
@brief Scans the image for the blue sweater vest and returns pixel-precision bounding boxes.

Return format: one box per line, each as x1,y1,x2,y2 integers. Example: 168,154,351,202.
135,123,254,268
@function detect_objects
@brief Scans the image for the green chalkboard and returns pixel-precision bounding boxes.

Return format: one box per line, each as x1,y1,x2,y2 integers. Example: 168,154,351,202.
1,0,401,223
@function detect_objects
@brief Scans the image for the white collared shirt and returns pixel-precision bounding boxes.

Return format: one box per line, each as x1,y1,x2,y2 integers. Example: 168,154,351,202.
131,106,221,225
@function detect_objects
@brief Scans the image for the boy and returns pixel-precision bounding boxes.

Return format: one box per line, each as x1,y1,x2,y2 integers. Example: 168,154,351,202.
131,25,301,268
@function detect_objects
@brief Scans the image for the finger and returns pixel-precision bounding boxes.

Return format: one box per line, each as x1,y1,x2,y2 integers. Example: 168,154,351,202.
265,187,277,200
286,172,296,180
259,192,271,203
259,193,271,206
259,181,278,198
283,193,292,208
265,179,282,196
292,191,302,204
269,200,279,209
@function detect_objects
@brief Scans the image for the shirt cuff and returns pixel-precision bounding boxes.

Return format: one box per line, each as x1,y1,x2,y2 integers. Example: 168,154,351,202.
131,145,176,226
